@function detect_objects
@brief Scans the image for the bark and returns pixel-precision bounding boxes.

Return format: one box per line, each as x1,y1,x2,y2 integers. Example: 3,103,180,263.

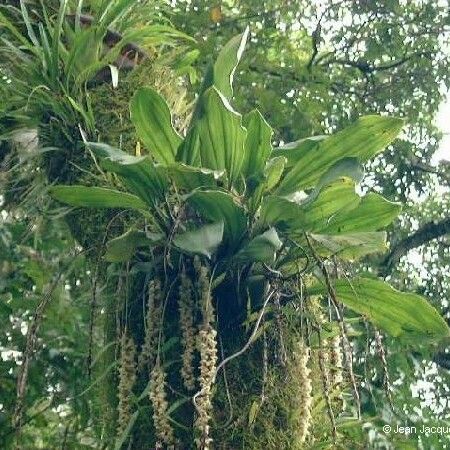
381,217,450,275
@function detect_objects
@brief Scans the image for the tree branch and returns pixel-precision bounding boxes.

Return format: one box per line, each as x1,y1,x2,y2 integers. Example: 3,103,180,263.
323,51,433,74
381,217,450,275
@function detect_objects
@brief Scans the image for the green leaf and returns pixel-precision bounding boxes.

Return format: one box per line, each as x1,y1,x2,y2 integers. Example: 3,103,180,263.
305,157,364,204
137,24,196,45
130,87,182,165
276,115,404,195
273,135,327,169
322,192,401,233
176,126,201,166
236,228,283,263
260,178,359,232
105,230,162,262
180,87,246,186
309,278,450,342
187,190,247,249
89,142,167,205
173,222,224,258
247,156,287,215
49,186,147,211
167,163,225,191
213,27,249,99
308,232,387,260
264,156,287,192
242,110,273,178
196,27,249,101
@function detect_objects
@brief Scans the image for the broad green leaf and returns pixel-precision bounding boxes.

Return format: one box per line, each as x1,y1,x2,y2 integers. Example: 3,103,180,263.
187,190,247,249
167,163,225,191
49,185,147,211
308,232,387,260
322,192,401,233
130,87,182,165
309,278,450,342
197,27,249,101
173,222,224,258
305,157,364,204
105,230,163,262
242,110,273,178
88,142,167,205
260,178,359,232
273,135,327,169
247,156,287,215
236,228,283,263
181,87,247,186
214,27,249,99
176,126,200,166
264,156,287,191
276,115,404,195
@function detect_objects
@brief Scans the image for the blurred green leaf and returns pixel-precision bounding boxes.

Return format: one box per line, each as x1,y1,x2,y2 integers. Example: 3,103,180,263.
187,190,247,249
308,231,387,260
309,278,450,342
242,109,273,178
114,411,139,450
49,186,148,211
260,178,359,232
88,142,167,205
276,115,404,195
236,228,282,263
179,87,246,186
167,163,225,191
105,229,162,262
173,222,224,258
322,192,401,233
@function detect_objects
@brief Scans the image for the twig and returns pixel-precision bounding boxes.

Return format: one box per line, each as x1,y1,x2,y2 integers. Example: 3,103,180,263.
86,211,127,377
305,234,361,419
218,337,234,429
317,332,337,442
13,249,84,442
214,289,275,378
374,329,395,412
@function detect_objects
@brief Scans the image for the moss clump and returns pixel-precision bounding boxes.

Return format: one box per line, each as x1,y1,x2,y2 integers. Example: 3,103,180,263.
91,59,191,154
211,339,295,450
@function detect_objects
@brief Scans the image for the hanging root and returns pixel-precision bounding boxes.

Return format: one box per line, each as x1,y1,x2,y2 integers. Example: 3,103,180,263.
179,267,197,391
329,334,345,413
335,306,361,418
309,296,340,434
290,340,313,447
374,329,394,411
274,295,288,366
317,334,337,442
149,363,176,448
138,279,163,373
194,264,218,450
305,234,361,419
117,330,137,437
329,335,343,388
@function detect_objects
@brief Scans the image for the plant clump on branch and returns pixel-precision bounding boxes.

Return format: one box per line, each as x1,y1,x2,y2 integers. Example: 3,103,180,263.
47,24,450,449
